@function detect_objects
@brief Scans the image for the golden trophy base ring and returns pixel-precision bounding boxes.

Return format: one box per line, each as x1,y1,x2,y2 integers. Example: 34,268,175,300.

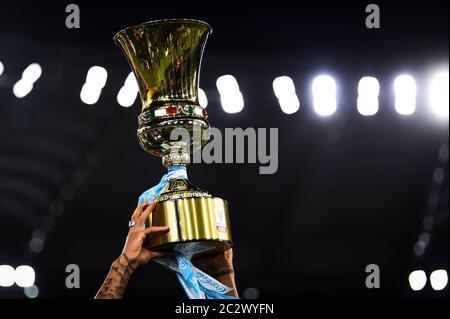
147,197,233,256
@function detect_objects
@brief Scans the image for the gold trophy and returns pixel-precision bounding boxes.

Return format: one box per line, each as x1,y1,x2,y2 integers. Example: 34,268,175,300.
114,19,232,256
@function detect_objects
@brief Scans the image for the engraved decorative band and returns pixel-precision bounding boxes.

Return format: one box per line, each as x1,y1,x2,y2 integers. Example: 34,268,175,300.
138,105,208,126
156,191,212,202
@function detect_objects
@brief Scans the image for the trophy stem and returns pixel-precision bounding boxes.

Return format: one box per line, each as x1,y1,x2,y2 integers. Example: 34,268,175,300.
162,142,190,167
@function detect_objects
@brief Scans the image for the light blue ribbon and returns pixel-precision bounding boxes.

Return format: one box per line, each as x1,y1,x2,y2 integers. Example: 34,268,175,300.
138,166,238,299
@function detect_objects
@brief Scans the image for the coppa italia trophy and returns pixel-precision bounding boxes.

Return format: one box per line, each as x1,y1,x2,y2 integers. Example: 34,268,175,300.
114,19,235,299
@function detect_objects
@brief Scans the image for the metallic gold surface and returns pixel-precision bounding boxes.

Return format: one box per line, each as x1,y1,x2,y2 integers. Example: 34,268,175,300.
148,197,232,254
114,19,212,161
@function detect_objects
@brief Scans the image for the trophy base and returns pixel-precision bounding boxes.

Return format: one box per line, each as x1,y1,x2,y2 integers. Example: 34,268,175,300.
147,196,233,257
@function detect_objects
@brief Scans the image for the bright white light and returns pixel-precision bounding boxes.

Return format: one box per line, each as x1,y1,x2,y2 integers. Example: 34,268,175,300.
277,96,300,114
312,75,337,116
116,72,139,107
394,75,416,115
0,265,15,287
429,72,449,117
80,66,108,105
12,63,42,98
273,76,300,114
357,96,379,116
14,266,36,287
216,75,240,95
220,91,244,114
117,85,138,107
80,83,101,105
86,66,108,88
0,61,4,76
13,79,34,98
198,88,208,108
273,76,296,98
124,72,138,89
357,77,380,116
358,77,380,96
430,269,448,291
216,74,244,113
409,270,427,291
22,63,42,83
14,265,35,287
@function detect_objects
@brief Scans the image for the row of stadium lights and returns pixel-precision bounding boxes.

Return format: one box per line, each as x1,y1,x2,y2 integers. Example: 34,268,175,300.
2,264,447,296
1,62,448,118
0,265,38,298
0,62,43,98
408,269,448,291
80,66,449,118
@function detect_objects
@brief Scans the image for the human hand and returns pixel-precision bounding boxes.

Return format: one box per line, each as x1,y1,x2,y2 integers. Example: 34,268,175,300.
120,200,170,271
192,247,238,297
192,248,234,278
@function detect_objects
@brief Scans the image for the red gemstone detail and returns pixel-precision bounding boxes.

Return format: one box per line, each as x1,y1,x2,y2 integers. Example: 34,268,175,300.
202,110,208,117
166,107,178,114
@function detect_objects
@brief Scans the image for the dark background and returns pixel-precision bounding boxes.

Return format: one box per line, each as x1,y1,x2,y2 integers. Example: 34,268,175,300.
0,0,448,299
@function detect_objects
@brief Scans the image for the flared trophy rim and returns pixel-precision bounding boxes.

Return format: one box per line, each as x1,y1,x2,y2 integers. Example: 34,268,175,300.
113,18,212,42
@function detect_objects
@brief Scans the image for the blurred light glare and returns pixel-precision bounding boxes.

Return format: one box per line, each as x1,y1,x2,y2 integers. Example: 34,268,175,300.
80,83,101,105
198,88,208,108
15,265,35,287
429,71,449,117
273,76,296,98
278,96,300,114
117,72,138,107
22,63,42,83
439,144,449,160
312,75,337,116
418,232,430,247
0,265,15,287
413,241,426,256
358,76,380,96
357,77,380,116
29,237,45,254
216,75,240,95
86,66,108,88
117,85,138,108
24,285,39,299
29,229,46,254
216,75,244,113
242,287,261,299
80,66,108,105
124,72,138,90
433,167,445,183
273,76,300,114
220,92,244,114
394,75,416,115
409,270,427,291
0,61,4,76
357,96,378,116
13,79,34,98
430,269,448,291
